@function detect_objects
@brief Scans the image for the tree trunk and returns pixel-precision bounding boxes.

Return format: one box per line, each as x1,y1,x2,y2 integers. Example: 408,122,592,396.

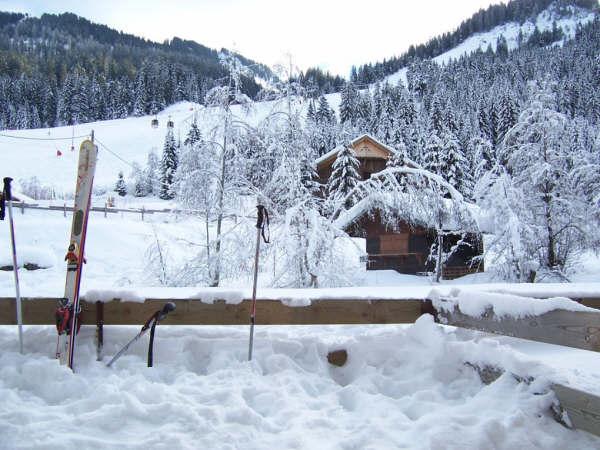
435,230,443,283
205,213,211,281
211,132,227,287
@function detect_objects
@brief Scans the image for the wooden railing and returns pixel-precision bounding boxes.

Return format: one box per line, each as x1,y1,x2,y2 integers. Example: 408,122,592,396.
6,201,248,221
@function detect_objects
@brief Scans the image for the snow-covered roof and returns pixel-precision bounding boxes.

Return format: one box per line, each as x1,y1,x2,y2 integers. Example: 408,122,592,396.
315,134,421,169
334,192,485,233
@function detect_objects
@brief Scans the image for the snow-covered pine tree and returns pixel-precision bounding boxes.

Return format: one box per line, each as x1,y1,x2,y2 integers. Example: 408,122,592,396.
130,162,147,197
496,94,519,142
327,144,361,211
184,119,202,146
115,171,127,197
315,95,337,155
423,130,443,176
440,130,469,194
144,150,161,196
160,129,178,199
339,81,359,125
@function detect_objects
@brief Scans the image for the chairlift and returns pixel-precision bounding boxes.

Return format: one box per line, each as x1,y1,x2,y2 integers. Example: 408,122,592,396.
151,117,159,129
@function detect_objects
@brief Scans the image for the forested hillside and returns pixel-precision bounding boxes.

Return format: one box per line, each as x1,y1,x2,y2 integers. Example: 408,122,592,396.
0,0,596,130
0,11,274,129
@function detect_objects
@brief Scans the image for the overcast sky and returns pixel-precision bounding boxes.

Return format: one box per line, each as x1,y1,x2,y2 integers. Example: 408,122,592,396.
1,0,505,77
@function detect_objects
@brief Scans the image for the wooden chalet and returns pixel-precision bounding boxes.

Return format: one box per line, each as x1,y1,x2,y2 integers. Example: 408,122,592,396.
316,134,483,280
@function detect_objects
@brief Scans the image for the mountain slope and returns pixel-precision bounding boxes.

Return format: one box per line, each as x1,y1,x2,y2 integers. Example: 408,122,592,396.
385,2,597,86
352,0,598,85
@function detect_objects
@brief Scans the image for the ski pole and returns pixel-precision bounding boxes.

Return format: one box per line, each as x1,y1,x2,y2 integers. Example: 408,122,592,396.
106,302,175,368
1,177,24,354
147,302,176,367
248,204,269,361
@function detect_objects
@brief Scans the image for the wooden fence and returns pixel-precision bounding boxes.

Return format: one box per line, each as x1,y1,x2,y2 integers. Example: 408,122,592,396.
0,295,599,438
8,201,248,221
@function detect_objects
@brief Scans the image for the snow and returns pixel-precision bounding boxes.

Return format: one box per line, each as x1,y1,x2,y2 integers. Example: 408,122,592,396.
1,4,600,445
384,4,596,87
430,288,595,319
1,315,599,449
0,245,55,269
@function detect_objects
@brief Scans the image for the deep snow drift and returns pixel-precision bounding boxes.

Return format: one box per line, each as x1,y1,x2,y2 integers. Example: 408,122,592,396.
1,316,599,449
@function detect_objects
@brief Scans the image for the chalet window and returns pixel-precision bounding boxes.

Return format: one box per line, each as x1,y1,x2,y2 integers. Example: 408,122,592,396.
409,235,428,253
366,237,380,254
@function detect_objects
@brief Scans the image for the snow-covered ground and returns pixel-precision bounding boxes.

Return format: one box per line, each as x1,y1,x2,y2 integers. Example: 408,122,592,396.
2,206,599,300
1,316,599,449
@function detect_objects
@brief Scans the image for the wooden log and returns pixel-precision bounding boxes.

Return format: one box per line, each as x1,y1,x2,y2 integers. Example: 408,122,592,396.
553,383,600,438
580,298,600,310
327,349,348,367
437,305,600,352
465,363,600,437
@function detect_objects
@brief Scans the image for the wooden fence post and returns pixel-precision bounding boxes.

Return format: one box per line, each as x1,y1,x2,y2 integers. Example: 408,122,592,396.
141,206,145,221
95,301,104,361
104,202,107,218
63,202,66,218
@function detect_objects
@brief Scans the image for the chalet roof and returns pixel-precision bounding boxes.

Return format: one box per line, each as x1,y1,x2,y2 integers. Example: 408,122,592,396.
315,133,420,169
333,193,487,233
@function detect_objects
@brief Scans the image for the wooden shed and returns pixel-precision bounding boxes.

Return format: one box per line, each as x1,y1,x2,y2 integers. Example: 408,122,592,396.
317,134,483,280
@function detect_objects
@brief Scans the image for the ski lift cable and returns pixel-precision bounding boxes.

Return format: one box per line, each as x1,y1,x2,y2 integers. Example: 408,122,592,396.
0,132,90,141
94,138,139,170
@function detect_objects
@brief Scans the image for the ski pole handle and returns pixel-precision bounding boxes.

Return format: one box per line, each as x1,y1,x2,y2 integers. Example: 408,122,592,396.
3,177,12,201
256,205,270,243
158,302,176,322
256,204,265,229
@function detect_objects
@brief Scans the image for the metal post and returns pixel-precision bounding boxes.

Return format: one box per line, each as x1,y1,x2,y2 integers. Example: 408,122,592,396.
248,204,268,361
248,225,262,361
3,178,24,354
